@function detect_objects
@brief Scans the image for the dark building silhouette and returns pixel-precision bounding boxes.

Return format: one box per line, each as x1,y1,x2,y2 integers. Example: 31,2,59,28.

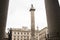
0,0,9,40
45,0,60,40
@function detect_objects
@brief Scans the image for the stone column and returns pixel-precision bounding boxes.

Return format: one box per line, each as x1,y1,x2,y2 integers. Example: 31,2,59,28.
45,0,60,40
0,0,9,40
29,4,35,40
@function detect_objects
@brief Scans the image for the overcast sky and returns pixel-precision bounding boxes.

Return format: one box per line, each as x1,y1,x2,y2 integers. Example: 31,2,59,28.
6,0,60,32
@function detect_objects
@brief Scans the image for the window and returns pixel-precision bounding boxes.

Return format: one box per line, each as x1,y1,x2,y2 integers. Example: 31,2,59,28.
24,36,26,38
27,32,29,35
21,36,22,38
18,32,19,34
14,38,16,40
27,36,29,40
14,36,16,38
24,32,26,35
21,32,22,34
18,36,19,38
27,36,29,39
17,38,19,40
24,39,26,40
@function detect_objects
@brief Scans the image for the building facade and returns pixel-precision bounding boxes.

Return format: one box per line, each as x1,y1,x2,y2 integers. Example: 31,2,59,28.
39,27,48,40
8,27,48,40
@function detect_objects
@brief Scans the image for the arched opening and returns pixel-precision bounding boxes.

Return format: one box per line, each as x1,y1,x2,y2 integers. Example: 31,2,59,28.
6,0,47,32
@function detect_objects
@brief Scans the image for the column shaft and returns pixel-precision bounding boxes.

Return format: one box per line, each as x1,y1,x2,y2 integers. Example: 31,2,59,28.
31,11,35,40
